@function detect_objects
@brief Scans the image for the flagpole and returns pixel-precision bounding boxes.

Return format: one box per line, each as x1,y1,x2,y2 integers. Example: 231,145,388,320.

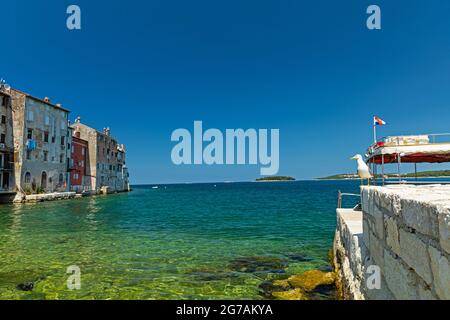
373,118,377,143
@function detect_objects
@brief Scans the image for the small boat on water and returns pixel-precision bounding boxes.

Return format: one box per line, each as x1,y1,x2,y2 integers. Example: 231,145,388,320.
152,186,159,189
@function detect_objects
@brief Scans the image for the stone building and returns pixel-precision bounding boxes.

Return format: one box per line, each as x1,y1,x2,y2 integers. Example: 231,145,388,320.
70,118,129,193
10,89,71,193
0,87,15,194
70,130,90,192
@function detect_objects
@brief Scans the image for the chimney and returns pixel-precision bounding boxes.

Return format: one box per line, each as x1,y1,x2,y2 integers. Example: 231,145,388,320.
76,116,81,123
56,103,62,108
44,97,50,103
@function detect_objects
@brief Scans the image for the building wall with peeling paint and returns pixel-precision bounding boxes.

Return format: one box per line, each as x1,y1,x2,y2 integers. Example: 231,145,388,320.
0,90,15,192
71,121,129,192
10,89,70,193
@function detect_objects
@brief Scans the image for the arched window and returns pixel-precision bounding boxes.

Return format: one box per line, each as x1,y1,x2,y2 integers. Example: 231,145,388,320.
41,171,47,189
24,172,31,184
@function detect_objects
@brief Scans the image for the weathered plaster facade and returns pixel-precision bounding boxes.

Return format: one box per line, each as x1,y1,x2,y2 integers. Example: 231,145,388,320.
70,133,90,192
0,89,15,193
10,89,70,193
71,120,129,193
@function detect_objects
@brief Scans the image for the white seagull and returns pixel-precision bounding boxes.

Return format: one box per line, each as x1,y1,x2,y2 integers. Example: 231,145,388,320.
351,154,373,185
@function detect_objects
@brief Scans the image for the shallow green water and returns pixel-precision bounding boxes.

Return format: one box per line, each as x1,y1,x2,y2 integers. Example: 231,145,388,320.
0,180,359,300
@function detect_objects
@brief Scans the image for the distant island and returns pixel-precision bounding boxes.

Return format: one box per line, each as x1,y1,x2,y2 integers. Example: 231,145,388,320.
256,176,296,182
318,170,450,180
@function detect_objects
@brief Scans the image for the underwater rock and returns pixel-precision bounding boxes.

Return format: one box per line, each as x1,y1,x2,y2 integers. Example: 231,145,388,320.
191,271,242,282
318,265,333,272
309,283,337,300
272,279,291,289
287,270,336,292
272,288,308,300
286,254,315,262
258,280,292,299
16,282,34,291
229,256,288,274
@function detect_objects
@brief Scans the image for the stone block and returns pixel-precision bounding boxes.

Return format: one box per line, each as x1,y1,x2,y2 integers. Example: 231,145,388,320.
361,188,372,215
373,209,385,240
399,229,432,284
368,232,384,267
428,245,450,300
417,282,437,300
378,190,402,216
385,216,401,256
363,258,395,300
383,250,418,300
363,218,370,247
401,199,439,238
438,207,450,254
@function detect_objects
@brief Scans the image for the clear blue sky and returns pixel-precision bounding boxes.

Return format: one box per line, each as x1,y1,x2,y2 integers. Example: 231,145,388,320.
2,1,450,183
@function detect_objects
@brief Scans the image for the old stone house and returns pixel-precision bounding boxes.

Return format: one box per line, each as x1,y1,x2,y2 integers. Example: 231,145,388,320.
71,119,129,193
10,89,71,193
0,87,15,193
70,130,90,192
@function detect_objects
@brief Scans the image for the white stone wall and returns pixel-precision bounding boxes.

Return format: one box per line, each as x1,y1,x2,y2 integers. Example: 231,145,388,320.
361,185,450,300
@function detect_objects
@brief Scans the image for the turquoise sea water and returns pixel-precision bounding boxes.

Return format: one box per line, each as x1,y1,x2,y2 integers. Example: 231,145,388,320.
0,180,360,300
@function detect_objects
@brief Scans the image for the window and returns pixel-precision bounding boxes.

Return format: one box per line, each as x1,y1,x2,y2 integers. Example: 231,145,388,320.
60,120,65,130
26,150,31,160
51,136,55,143
24,172,31,183
59,173,64,184
27,129,33,140
1,115,5,124
0,96,4,107
45,115,50,126
43,131,49,143
71,145,74,154
82,147,85,156
43,151,48,162
59,154,64,163
27,110,34,121
60,136,65,146
0,134,4,144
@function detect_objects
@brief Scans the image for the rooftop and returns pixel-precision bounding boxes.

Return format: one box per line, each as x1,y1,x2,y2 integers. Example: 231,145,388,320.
11,88,70,113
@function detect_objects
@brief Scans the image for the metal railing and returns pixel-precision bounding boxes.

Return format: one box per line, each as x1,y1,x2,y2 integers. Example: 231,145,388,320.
337,190,361,209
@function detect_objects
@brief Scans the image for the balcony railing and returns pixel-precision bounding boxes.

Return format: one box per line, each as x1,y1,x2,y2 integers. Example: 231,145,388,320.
337,191,361,210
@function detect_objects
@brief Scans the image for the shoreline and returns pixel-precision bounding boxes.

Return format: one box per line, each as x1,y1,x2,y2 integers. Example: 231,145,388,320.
317,176,450,181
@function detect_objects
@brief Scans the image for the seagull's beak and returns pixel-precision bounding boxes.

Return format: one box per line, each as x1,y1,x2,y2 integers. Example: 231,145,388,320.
350,155,358,160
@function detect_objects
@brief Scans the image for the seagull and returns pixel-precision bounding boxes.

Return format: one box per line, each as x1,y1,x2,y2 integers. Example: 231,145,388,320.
351,154,373,185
